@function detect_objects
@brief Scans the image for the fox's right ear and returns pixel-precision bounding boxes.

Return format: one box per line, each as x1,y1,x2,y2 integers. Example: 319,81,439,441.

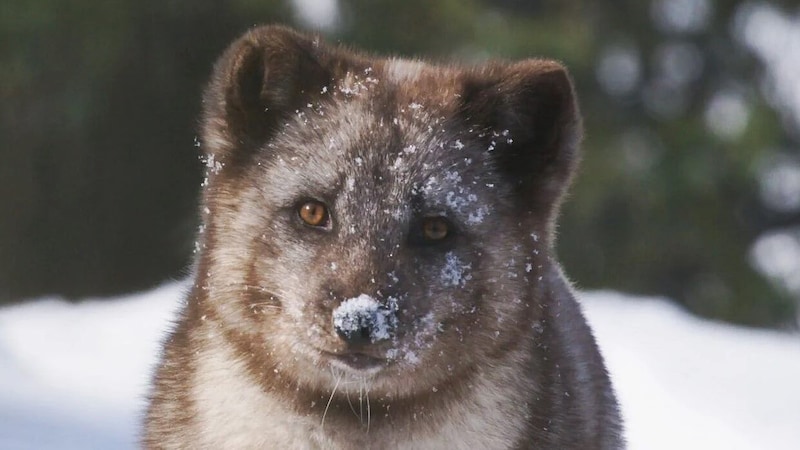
201,25,331,160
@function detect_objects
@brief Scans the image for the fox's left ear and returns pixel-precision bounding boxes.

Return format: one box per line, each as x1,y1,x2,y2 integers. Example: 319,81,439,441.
201,25,334,162
458,60,582,219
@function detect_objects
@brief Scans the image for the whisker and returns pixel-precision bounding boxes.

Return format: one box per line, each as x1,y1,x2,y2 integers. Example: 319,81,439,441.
364,377,371,433
246,302,282,309
358,381,364,425
321,369,342,430
345,386,358,417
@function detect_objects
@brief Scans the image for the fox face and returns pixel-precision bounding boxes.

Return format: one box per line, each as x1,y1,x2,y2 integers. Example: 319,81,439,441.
195,25,581,400
146,26,623,450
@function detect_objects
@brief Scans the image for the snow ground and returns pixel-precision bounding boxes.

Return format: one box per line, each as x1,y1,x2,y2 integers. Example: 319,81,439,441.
0,282,798,449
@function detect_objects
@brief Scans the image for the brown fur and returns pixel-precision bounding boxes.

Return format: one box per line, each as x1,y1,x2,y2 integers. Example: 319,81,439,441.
144,25,623,449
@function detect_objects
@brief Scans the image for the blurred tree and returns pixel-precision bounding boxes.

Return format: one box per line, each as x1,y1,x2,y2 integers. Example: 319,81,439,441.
0,0,291,300
1,0,797,327
556,0,800,327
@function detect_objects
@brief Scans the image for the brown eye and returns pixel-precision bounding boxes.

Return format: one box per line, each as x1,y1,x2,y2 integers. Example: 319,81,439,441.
299,201,329,227
422,217,449,241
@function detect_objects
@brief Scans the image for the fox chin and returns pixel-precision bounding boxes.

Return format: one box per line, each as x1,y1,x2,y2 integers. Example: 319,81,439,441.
144,25,624,450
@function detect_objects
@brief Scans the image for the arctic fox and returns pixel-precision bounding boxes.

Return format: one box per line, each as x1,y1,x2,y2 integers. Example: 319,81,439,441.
144,25,623,449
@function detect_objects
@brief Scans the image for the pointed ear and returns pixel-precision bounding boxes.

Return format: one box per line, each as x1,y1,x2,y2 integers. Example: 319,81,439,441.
459,60,582,219
201,25,331,160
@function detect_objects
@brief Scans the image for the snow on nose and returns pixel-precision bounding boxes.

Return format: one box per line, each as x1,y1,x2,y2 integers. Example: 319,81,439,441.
332,294,396,344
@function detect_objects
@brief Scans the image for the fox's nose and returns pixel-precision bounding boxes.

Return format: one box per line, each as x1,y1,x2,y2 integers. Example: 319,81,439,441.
332,294,396,345
334,320,373,346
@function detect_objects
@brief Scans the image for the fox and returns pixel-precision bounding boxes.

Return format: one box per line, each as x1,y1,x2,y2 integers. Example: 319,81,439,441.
144,25,624,449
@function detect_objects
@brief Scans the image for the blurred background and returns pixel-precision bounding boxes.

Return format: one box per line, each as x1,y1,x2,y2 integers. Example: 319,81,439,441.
2,0,799,329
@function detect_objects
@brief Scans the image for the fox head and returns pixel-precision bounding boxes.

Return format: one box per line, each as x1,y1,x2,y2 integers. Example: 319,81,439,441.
193,25,582,400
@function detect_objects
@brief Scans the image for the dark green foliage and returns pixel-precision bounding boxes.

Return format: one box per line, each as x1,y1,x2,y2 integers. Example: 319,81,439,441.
1,0,797,327
0,0,292,299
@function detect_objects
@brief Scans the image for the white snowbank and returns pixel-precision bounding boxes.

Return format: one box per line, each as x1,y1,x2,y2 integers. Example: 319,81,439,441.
0,282,798,449
583,291,800,450
0,282,185,450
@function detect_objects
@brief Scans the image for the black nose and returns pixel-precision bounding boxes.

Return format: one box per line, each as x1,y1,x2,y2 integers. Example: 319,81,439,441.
334,321,373,346
332,295,396,345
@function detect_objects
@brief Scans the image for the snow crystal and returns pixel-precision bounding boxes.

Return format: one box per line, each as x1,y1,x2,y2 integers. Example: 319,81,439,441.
443,170,462,183
332,294,396,342
419,176,439,196
445,191,469,210
391,208,403,220
336,72,378,97
404,351,420,364
391,156,404,171
453,139,465,150
384,311,436,366
204,153,223,174
440,252,472,287
466,206,490,225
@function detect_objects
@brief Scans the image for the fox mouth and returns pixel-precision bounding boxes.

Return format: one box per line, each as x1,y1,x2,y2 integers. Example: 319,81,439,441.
324,351,386,371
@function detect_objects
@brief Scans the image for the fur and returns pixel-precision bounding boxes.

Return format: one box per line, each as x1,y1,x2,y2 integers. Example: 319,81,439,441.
144,25,623,449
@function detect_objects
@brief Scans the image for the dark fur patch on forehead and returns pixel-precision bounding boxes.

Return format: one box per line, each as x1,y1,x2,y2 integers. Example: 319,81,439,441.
252,92,509,229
